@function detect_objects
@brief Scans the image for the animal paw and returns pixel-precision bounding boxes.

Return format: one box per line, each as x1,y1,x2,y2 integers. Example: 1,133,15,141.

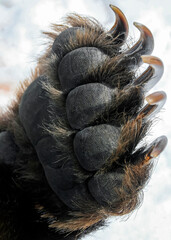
19,5,167,232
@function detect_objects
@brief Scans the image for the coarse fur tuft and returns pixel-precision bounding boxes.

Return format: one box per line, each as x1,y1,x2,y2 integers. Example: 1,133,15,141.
0,8,166,240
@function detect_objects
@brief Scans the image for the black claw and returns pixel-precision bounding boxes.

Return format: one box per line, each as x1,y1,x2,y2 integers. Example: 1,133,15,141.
126,22,154,59
108,5,129,44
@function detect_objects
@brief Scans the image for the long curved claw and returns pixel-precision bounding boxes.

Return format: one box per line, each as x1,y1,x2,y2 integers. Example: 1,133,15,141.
143,136,168,165
108,5,129,44
126,22,154,57
135,55,164,91
138,91,167,120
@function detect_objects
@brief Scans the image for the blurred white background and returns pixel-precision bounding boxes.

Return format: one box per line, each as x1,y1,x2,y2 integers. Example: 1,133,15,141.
0,0,170,239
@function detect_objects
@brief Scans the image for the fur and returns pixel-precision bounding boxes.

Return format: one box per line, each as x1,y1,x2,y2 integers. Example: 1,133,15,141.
0,10,164,240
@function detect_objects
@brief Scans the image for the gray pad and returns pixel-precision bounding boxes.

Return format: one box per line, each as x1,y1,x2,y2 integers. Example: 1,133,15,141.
66,83,115,129
58,47,107,93
88,172,123,206
74,124,120,171
52,27,83,57
19,76,51,146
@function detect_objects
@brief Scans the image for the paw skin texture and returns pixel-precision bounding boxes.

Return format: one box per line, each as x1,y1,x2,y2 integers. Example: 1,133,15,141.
17,5,167,235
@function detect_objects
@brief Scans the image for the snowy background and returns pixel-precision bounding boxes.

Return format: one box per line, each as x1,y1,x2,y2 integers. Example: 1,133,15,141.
0,0,171,239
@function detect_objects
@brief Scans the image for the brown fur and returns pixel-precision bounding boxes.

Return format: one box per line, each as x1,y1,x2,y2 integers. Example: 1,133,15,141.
0,11,159,239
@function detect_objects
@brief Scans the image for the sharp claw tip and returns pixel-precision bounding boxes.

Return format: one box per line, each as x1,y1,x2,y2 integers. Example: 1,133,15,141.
109,5,122,15
133,22,141,27
108,4,129,43
133,22,146,30
109,5,125,15
109,4,116,10
150,136,168,158
133,22,153,39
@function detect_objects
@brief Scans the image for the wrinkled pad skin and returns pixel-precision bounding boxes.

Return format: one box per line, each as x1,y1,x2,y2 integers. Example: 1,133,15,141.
58,47,107,93
66,83,115,129
88,172,124,206
52,27,84,57
19,76,51,146
42,161,94,209
74,125,120,171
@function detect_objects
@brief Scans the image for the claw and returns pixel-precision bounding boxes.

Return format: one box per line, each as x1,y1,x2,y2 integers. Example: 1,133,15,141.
143,136,168,164
108,5,129,44
126,22,154,57
150,136,168,158
138,91,167,120
134,56,164,91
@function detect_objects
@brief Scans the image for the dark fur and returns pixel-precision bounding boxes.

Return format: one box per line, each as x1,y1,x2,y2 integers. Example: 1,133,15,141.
0,12,159,240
